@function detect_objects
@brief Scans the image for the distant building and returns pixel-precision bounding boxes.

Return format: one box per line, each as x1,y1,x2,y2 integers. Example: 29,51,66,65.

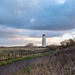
42,34,46,47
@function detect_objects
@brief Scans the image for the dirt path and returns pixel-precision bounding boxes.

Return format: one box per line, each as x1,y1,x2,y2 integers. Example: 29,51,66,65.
0,52,55,75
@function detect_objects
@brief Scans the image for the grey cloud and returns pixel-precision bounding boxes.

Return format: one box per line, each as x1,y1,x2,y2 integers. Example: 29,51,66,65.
0,25,68,40
0,26,23,38
0,0,75,30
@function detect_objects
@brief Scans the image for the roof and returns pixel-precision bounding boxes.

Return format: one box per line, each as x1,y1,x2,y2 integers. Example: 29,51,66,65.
42,34,46,36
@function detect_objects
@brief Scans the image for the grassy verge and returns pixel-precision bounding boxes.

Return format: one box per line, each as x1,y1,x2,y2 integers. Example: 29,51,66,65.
21,66,31,74
0,51,53,66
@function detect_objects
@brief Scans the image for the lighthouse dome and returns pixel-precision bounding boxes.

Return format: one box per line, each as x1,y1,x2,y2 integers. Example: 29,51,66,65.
42,34,46,36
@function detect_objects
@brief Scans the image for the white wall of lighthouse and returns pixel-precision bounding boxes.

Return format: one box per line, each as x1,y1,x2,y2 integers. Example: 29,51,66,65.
42,34,46,47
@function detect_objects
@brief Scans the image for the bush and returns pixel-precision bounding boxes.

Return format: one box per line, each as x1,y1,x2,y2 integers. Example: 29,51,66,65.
61,39,75,48
47,44,58,51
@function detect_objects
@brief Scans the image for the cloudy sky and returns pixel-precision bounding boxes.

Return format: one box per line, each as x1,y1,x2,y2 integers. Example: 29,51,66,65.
0,0,75,46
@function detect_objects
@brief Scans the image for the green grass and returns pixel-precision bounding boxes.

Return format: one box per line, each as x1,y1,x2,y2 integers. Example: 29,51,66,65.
21,66,30,74
0,51,53,66
26,66,30,73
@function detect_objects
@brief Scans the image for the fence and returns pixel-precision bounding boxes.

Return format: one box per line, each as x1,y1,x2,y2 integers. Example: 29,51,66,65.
0,49,50,61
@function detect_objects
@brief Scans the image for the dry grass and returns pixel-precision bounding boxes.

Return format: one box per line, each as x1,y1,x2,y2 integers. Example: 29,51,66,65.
0,47,49,61
13,46,75,75
0,47,48,53
0,51,53,66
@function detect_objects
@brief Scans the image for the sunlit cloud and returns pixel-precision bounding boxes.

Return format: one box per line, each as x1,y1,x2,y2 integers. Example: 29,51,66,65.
0,25,75,46
58,0,66,4
30,17,36,24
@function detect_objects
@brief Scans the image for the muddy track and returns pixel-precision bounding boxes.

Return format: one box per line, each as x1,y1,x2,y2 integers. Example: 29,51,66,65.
0,52,55,75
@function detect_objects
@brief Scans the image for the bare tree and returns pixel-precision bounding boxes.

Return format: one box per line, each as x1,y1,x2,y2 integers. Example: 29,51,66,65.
25,43,34,47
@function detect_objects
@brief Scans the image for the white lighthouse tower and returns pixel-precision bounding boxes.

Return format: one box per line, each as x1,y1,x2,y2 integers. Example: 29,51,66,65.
42,34,46,47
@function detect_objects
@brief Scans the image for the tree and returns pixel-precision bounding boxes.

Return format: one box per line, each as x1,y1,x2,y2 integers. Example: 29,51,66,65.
61,39,75,47
25,43,34,47
47,44,58,51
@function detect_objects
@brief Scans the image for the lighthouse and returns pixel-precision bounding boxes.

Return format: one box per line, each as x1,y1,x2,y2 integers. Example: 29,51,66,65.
42,34,46,47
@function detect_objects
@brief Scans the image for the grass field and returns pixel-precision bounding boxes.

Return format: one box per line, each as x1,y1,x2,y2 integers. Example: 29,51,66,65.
0,47,50,60
0,51,53,66
13,46,75,75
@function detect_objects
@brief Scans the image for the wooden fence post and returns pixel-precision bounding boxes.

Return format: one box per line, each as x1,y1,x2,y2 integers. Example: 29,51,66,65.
8,53,10,59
